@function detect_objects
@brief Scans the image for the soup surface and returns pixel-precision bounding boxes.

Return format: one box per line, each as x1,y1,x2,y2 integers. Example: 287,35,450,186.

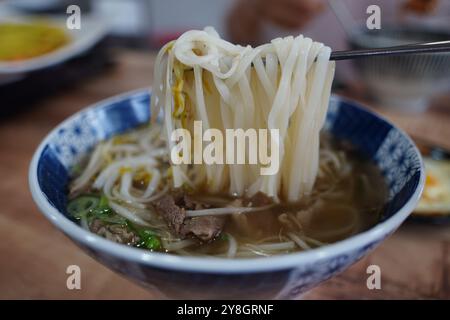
67,126,387,258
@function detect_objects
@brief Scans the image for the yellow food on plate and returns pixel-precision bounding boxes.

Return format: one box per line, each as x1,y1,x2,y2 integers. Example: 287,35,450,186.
0,22,70,61
415,158,450,216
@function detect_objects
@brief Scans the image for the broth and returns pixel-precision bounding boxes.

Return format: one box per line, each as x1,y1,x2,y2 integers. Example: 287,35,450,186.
67,127,387,258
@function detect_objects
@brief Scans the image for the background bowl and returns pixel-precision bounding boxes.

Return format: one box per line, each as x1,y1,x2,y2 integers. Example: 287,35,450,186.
0,13,109,75
29,89,424,299
349,25,450,112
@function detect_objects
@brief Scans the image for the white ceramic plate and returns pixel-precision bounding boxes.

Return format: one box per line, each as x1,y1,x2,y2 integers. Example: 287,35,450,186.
0,13,109,75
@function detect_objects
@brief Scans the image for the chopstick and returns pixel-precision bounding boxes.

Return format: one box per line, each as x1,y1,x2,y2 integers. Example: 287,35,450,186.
182,41,450,71
330,40,450,61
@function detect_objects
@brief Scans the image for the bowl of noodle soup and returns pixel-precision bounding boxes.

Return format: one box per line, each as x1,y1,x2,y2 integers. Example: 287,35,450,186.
29,89,423,299
29,29,424,299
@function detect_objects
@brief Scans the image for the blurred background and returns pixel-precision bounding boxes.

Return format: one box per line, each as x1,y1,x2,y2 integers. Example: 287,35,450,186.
0,0,449,299
1,0,449,113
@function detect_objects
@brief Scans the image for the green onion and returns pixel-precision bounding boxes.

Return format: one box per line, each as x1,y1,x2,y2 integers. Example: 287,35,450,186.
99,215,126,225
126,220,162,251
67,196,99,219
125,219,138,233
219,233,228,241
142,234,162,251
98,194,109,209
90,194,112,217
140,229,156,238
68,198,161,251
67,194,125,224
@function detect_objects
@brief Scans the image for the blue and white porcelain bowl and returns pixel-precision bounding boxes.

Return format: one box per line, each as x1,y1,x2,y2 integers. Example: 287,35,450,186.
29,89,424,299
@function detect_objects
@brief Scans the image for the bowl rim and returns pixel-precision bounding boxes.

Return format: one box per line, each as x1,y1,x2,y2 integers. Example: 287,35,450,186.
29,88,425,274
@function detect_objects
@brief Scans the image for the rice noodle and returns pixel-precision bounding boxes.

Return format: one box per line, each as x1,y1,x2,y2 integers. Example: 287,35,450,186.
151,27,335,202
226,234,238,258
109,201,151,226
287,232,311,250
164,239,197,251
80,216,89,230
246,241,296,251
70,143,105,193
185,204,273,217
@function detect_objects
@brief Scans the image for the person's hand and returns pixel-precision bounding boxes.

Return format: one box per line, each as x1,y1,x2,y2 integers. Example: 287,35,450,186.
256,0,324,29
227,0,325,46
402,0,438,15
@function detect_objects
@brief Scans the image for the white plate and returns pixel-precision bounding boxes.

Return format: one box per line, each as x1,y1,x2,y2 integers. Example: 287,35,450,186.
0,14,109,75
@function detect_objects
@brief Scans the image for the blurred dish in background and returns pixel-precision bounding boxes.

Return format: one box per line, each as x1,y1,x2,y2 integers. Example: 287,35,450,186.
349,25,450,113
0,39,113,117
7,0,63,12
0,14,109,76
0,21,69,61
413,138,450,222
0,12,112,117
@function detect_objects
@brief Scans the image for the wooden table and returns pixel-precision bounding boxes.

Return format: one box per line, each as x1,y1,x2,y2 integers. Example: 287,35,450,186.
1,50,449,299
